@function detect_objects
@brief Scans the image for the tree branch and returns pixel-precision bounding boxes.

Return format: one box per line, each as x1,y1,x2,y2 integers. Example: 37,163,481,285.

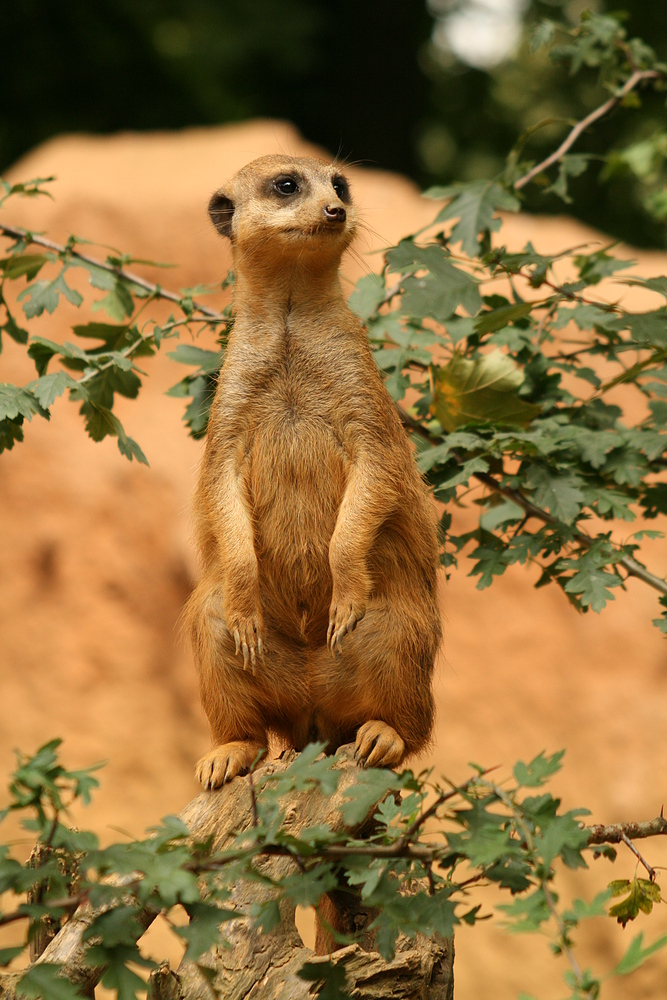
0,223,224,320
396,405,667,599
513,69,663,191
3,222,665,599
586,815,667,845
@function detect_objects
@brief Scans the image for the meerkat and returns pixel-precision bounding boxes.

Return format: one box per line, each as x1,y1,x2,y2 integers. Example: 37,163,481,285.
185,154,442,790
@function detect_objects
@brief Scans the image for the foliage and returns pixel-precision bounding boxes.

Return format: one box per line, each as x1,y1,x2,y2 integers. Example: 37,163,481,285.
1,11,667,998
0,741,665,999
422,1,667,248
1,12,666,630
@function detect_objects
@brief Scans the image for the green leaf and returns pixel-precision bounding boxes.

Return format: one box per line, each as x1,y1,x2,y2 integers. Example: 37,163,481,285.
614,931,667,975
474,301,532,334
83,906,144,948
339,768,404,826
348,273,386,319
401,271,480,322
514,750,565,787
86,944,154,1000
176,902,235,961
72,321,130,344
297,959,352,1000
29,372,79,409
18,271,83,318
562,564,623,613
1,307,29,346
0,383,48,422
0,253,46,281
612,310,667,346
167,344,224,372
0,945,24,967
546,154,589,203
91,280,134,321
27,337,61,376
609,878,661,927
431,352,540,431
533,813,589,869
480,498,524,532
17,965,83,1000
425,180,520,256
523,465,584,522
531,18,555,51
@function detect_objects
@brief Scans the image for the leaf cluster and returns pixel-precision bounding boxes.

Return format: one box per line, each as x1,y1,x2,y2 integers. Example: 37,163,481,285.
0,741,665,1000
1,12,666,628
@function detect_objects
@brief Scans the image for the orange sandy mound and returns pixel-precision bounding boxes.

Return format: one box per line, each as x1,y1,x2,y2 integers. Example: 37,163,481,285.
1,120,666,998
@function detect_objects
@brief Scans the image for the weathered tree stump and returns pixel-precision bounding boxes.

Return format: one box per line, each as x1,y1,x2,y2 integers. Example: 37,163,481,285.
0,746,453,999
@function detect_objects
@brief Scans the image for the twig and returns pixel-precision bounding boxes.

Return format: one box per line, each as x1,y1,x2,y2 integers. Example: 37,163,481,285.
621,831,656,881
397,767,497,849
0,892,85,928
0,222,224,320
542,882,586,986
586,815,667,845
3,221,665,599
513,69,663,191
396,404,667,599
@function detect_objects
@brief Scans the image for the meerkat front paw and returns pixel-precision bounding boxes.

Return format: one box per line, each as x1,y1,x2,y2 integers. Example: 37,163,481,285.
354,721,405,769
327,599,365,655
195,741,264,790
228,612,264,674
327,573,369,655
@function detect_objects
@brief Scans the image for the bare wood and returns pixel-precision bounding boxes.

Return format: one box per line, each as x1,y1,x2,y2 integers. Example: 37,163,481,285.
0,747,453,1000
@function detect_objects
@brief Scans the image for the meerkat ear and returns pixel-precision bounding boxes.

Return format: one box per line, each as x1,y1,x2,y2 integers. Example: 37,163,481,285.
208,190,235,239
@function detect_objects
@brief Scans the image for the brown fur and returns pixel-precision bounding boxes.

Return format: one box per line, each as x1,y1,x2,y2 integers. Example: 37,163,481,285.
185,154,442,789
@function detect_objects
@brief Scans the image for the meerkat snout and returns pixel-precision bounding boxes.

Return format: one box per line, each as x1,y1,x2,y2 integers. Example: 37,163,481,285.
324,205,346,222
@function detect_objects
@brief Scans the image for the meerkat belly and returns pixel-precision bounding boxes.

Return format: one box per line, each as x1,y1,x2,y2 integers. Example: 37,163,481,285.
246,413,345,624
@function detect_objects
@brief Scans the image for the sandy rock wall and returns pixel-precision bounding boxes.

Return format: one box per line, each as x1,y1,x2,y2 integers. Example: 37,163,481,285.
1,120,666,998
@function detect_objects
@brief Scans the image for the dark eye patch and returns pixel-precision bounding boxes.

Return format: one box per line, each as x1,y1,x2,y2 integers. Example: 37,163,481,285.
273,176,300,196
332,175,349,202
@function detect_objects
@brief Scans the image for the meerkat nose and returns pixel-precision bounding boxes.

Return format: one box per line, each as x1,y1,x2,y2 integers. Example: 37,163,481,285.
323,205,346,223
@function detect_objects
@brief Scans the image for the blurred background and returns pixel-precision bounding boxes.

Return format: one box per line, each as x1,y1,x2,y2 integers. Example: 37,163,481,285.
4,0,667,248
2,3,667,997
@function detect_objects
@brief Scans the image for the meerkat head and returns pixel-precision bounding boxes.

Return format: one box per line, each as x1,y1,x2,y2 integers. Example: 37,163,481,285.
208,155,356,267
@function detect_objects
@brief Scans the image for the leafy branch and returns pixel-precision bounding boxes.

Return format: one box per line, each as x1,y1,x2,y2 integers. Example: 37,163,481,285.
2,742,667,1000
513,68,664,192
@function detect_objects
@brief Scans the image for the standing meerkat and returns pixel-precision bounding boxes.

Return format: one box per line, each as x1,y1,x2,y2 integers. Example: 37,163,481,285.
186,154,442,789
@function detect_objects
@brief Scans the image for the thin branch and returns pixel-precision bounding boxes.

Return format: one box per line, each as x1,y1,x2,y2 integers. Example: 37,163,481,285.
586,815,667,845
542,882,585,986
3,222,665,598
396,404,667,599
0,223,224,320
513,69,663,191
0,892,85,929
621,831,656,881
397,767,498,849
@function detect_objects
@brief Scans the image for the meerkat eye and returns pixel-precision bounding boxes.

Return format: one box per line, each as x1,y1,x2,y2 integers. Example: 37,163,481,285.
332,176,349,201
273,177,299,196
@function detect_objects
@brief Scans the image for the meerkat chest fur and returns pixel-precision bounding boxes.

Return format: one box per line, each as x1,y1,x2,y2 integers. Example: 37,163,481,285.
203,156,374,609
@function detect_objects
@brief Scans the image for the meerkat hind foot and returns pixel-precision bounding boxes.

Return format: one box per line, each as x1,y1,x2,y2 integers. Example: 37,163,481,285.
354,721,405,769
196,740,264,790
